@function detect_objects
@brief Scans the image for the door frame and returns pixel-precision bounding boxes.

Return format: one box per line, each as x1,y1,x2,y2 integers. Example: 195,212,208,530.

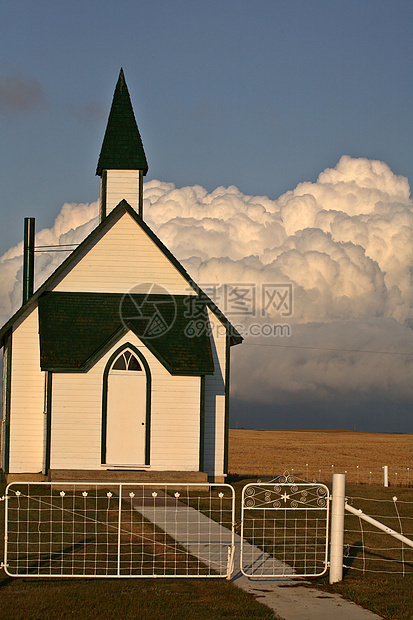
101,342,151,466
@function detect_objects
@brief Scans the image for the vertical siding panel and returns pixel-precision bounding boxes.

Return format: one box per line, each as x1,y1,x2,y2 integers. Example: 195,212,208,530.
51,367,102,469
51,332,201,471
106,170,140,214
204,310,227,477
8,306,45,473
1,334,11,472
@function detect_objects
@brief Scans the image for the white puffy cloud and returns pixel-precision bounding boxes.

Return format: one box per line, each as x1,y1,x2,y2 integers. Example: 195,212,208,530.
143,157,413,428
0,202,98,321
143,156,413,325
1,156,412,430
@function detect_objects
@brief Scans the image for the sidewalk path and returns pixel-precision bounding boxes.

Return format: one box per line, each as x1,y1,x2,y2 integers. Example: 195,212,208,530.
126,489,381,619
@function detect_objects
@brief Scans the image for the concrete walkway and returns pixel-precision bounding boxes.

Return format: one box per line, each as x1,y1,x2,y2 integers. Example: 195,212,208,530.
231,558,381,620
126,490,382,619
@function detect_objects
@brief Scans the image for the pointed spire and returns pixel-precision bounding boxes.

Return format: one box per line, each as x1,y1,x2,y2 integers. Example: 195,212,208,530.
96,69,148,176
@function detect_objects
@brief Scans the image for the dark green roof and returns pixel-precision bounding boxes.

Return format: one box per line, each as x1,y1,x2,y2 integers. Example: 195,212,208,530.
96,69,148,176
38,291,214,375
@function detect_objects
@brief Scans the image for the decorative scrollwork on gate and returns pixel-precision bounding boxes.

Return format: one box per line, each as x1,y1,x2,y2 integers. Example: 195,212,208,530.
242,482,330,509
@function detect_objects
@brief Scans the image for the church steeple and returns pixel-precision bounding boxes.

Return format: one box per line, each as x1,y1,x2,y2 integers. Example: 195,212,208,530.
97,69,148,221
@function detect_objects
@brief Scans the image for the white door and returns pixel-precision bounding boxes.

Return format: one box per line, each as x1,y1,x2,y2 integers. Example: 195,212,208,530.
106,349,147,465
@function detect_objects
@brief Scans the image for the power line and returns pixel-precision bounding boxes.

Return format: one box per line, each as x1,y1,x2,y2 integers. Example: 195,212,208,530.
34,249,76,253
35,244,79,248
242,341,413,356
34,244,79,253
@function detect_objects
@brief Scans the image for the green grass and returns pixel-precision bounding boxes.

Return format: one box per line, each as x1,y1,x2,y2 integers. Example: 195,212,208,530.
321,573,413,620
314,483,413,620
0,575,279,619
0,483,277,619
227,478,413,620
176,478,413,618
2,479,413,619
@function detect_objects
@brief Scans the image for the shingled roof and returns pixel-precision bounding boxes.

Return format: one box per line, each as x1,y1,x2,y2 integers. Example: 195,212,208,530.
96,68,148,176
38,291,215,375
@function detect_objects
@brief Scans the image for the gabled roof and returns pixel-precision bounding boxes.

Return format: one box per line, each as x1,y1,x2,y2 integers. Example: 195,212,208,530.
38,292,214,375
96,69,148,176
0,200,242,350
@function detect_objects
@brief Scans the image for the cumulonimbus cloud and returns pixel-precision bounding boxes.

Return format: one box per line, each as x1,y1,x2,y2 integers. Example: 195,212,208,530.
143,156,413,326
1,156,413,428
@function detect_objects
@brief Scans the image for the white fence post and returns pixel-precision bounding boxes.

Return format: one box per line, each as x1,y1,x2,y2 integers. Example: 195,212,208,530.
383,465,389,487
117,483,122,576
329,473,345,584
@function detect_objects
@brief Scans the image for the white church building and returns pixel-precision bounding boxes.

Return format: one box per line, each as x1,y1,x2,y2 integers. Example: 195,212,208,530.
0,70,242,483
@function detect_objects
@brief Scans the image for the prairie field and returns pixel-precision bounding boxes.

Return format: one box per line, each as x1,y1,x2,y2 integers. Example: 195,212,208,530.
228,429,413,485
0,427,412,618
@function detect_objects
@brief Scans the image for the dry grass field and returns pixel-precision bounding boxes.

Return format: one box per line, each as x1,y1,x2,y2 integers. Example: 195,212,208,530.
228,429,413,485
1,423,411,484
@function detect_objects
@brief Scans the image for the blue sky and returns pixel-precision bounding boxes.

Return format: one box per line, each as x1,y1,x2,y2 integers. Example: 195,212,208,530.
1,0,412,256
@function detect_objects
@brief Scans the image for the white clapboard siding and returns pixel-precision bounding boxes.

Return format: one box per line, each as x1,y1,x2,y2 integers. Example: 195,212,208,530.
1,342,9,471
203,309,227,477
8,306,45,473
105,170,140,214
50,210,196,296
51,332,201,471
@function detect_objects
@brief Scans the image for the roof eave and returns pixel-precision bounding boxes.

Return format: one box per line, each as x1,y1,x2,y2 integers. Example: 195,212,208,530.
96,164,148,177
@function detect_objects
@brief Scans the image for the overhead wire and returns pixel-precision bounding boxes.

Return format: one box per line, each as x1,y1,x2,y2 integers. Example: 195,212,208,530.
241,341,413,356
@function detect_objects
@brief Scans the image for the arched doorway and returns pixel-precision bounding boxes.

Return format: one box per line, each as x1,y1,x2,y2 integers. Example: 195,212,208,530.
102,345,151,466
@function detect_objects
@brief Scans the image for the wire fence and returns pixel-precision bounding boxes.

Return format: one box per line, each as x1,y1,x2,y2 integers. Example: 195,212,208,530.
3,482,235,578
230,463,412,487
343,491,413,575
2,478,412,581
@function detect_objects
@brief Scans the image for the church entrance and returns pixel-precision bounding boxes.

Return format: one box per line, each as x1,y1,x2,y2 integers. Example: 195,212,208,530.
105,348,147,465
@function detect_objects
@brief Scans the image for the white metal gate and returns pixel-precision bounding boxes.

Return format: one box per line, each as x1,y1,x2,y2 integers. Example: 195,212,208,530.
240,478,330,577
2,482,235,578
2,479,331,580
